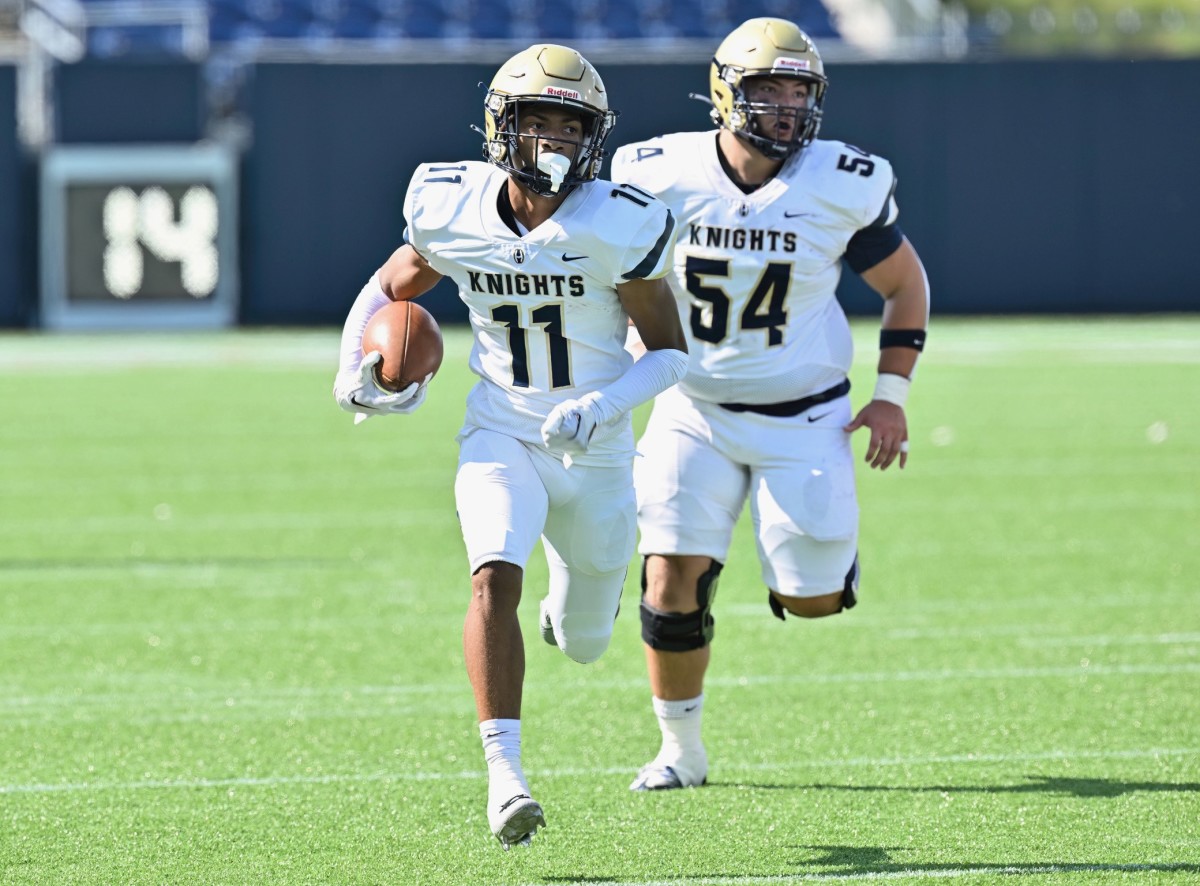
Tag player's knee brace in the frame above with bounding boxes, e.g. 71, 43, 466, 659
639, 559, 723, 651
769, 557, 859, 621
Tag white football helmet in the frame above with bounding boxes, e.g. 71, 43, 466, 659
481, 44, 618, 197
709, 18, 827, 161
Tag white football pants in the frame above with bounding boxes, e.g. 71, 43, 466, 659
455, 426, 636, 663
634, 386, 860, 598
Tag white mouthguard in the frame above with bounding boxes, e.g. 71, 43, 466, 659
536, 153, 571, 193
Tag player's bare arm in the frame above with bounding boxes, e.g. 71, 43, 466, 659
617, 276, 688, 353
846, 237, 930, 471
378, 243, 444, 301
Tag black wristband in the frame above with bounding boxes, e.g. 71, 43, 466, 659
880, 328, 926, 352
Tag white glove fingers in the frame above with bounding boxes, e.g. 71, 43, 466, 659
540, 399, 592, 454
336, 351, 428, 420
358, 350, 383, 382
373, 381, 420, 406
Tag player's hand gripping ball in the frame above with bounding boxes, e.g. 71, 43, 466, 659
362, 300, 445, 391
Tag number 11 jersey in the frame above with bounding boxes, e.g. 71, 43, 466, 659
402, 161, 675, 459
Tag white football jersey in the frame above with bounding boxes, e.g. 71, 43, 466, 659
611, 132, 899, 405
403, 161, 675, 456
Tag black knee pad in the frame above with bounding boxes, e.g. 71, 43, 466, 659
639, 559, 723, 651
769, 556, 859, 621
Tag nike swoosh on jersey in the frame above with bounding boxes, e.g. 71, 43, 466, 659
562, 253, 588, 262
783, 211, 815, 219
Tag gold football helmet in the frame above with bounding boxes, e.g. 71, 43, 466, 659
709, 18, 827, 160
481, 44, 618, 197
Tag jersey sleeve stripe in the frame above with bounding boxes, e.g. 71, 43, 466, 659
868, 175, 899, 229
621, 211, 676, 281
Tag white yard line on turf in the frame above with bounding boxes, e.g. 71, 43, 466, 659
524, 863, 1200, 885
2, 662, 1199, 715
1, 746, 1195, 795
0, 509, 445, 534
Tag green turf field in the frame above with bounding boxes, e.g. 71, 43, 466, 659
1, 317, 1197, 885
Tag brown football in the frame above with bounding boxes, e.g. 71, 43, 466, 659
362, 300, 444, 392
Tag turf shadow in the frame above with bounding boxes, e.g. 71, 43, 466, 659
542, 861, 1200, 883
801, 775, 1200, 798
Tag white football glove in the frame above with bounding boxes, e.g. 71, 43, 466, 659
540, 392, 606, 455
333, 351, 430, 423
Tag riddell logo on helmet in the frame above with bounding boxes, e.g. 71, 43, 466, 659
543, 86, 582, 99
774, 57, 811, 71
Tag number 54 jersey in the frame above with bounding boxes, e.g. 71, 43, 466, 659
402, 161, 675, 461
611, 132, 899, 406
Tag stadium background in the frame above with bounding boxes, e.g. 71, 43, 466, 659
1, 0, 1198, 328
2, 6, 1198, 883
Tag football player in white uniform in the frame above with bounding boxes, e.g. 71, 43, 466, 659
610, 18, 930, 791
332, 45, 687, 846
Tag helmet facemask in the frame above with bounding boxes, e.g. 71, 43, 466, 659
484, 94, 615, 197
716, 68, 826, 161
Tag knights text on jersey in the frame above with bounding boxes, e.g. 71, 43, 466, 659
402, 161, 675, 456
611, 132, 899, 405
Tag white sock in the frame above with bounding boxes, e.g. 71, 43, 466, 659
479, 718, 530, 806
652, 694, 705, 764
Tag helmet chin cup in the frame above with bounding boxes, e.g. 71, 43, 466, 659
750, 134, 794, 161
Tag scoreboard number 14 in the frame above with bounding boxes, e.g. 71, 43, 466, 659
102, 185, 219, 299
40, 144, 238, 330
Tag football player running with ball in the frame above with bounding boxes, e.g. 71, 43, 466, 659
332, 46, 687, 846
610, 18, 930, 792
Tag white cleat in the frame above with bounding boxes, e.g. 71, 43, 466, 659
489, 793, 546, 850
629, 759, 708, 791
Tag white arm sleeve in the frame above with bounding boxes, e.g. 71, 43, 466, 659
338, 273, 392, 376
590, 347, 687, 425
